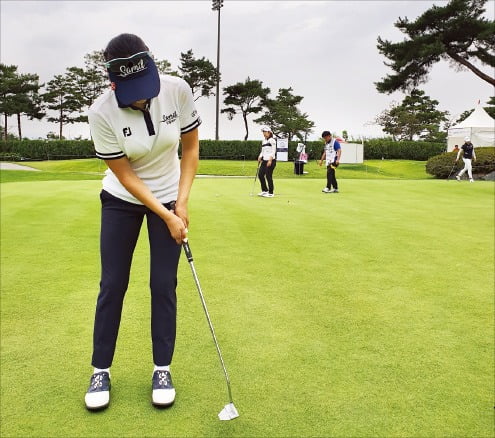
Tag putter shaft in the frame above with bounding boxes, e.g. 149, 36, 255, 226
182, 240, 234, 404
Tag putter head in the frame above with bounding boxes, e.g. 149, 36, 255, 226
218, 402, 239, 420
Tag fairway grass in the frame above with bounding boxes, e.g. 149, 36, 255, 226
1, 177, 493, 437
1, 158, 432, 182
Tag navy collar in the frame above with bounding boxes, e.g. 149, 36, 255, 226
117, 97, 151, 110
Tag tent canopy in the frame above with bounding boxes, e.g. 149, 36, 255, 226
447, 105, 494, 151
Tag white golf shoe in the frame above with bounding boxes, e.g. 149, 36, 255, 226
85, 372, 110, 411
152, 370, 176, 407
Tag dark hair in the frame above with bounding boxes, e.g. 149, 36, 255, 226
321, 131, 331, 138
103, 33, 149, 61
265, 131, 274, 139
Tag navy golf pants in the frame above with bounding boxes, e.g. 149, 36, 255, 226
259, 159, 276, 194
91, 190, 181, 369
326, 165, 338, 190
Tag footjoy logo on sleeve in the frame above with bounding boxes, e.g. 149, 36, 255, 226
117, 60, 146, 78
161, 111, 178, 124
123, 127, 132, 137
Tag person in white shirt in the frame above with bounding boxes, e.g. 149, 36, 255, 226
257, 127, 277, 197
84, 33, 201, 411
318, 130, 342, 193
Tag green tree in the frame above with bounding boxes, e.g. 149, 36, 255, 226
255, 87, 314, 141
222, 77, 270, 140
0, 64, 44, 140
83, 50, 109, 107
43, 71, 87, 139
155, 59, 178, 76
485, 96, 495, 119
455, 109, 475, 124
376, 0, 495, 93
374, 89, 448, 141
178, 49, 218, 101
0, 64, 19, 140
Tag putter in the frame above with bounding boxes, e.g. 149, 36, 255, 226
182, 239, 239, 421
249, 162, 261, 196
447, 161, 457, 180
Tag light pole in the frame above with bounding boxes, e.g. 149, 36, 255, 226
212, 0, 223, 140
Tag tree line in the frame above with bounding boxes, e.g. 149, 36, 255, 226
1, 0, 493, 143
0, 49, 314, 142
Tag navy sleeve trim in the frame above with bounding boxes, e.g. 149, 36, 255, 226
181, 117, 202, 134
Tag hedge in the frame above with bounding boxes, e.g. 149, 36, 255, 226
1, 138, 446, 162
363, 139, 445, 160
0, 140, 95, 161
425, 147, 495, 179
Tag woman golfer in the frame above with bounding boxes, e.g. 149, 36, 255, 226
84, 33, 201, 410
455, 136, 476, 182
257, 126, 277, 197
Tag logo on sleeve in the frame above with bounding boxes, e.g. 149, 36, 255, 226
123, 127, 132, 137
161, 111, 178, 124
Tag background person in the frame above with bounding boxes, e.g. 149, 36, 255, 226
85, 33, 201, 411
257, 126, 277, 197
455, 137, 476, 182
318, 130, 341, 193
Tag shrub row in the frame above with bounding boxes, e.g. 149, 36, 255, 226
0, 138, 446, 162
425, 147, 495, 178
363, 139, 446, 160
195, 140, 323, 161
0, 140, 95, 161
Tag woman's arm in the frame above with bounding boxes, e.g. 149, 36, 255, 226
104, 157, 187, 244
174, 127, 199, 230
267, 138, 276, 167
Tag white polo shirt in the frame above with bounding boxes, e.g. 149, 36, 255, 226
88, 75, 201, 204
259, 138, 277, 160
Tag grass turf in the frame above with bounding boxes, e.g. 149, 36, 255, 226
0, 174, 493, 437
1, 158, 432, 182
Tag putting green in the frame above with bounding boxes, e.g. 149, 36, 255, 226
1, 178, 493, 437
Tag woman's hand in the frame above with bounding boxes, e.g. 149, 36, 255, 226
174, 202, 189, 229
165, 209, 188, 244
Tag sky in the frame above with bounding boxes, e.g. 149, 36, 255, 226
0, 0, 493, 141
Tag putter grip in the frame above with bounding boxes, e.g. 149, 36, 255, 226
182, 240, 193, 262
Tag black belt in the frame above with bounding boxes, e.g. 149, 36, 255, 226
164, 201, 176, 211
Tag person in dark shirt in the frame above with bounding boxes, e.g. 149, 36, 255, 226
455, 137, 476, 182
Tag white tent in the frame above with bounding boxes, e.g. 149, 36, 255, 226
447, 105, 495, 151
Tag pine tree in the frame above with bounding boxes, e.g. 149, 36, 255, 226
221, 77, 270, 140
374, 89, 448, 141
376, 0, 495, 93
255, 88, 314, 141
178, 50, 218, 101
0, 64, 44, 140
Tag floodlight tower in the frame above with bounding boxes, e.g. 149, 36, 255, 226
212, 0, 224, 140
